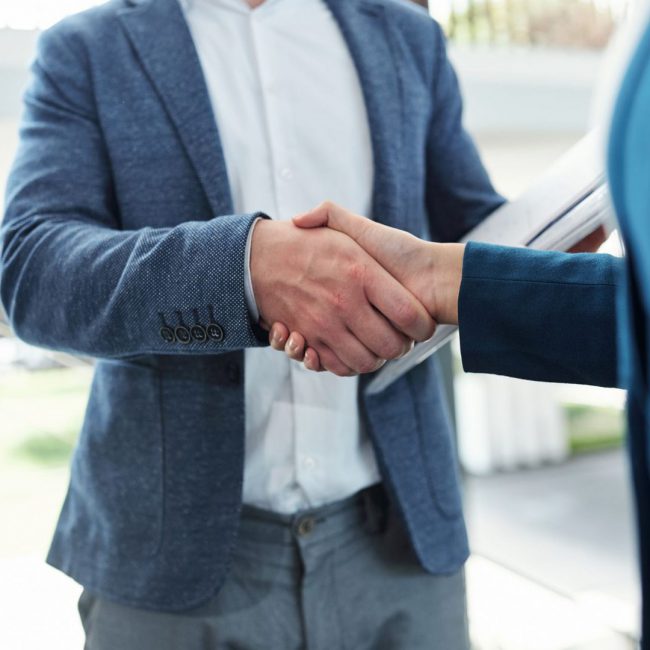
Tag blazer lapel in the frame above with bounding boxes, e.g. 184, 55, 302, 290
117, 0, 234, 217
324, 0, 404, 229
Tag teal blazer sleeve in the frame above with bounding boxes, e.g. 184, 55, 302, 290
458, 242, 623, 387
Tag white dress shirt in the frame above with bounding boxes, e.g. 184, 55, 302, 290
182, 0, 380, 513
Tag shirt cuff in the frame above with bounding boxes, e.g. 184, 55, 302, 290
244, 217, 262, 323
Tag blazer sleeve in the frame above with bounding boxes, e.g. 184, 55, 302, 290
458, 242, 622, 387
425, 22, 506, 243
0, 27, 267, 359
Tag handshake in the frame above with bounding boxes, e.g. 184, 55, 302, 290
250, 202, 465, 376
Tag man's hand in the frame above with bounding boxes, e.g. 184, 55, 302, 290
568, 225, 608, 253
263, 203, 465, 372
251, 218, 436, 376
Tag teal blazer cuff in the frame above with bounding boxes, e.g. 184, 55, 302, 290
458, 242, 622, 387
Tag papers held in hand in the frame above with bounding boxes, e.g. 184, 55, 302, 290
366, 131, 616, 396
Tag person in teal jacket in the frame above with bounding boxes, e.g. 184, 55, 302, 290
268, 15, 650, 646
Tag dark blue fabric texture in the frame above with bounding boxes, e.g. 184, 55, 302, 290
459, 242, 621, 387
0, 0, 503, 610
458, 17, 650, 644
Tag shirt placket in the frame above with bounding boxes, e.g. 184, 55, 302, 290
250, 11, 313, 509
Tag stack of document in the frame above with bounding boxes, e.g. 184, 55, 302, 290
366, 131, 616, 395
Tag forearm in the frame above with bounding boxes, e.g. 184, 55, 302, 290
458, 242, 621, 387
1, 212, 267, 358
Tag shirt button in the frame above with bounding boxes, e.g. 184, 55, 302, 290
279, 167, 293, 181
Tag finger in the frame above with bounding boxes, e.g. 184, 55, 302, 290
285, 332, 306, 361
320, 329, 384, 375
293, 202, 371, 243
568, 225, 607, 253
364, 263, 436, 342
269, 322, 290, 350
304, 347, 323, 372
292, 203, 330, 228
347, 304, 412, 361
313, 342, 358, 377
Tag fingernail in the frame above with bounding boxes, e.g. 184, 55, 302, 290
288, 337, 297, 352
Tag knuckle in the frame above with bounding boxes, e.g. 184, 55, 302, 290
327, 361, 349, 377
357, 357, 380, 374
328, 291, 349, 314
421, 319, 436, 342
393, 301, 421, 331
311, 313, 331, 335
346, 262, 366, 284
380, 338, 405, 360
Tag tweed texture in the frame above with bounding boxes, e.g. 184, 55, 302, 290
1, 0, 503, 610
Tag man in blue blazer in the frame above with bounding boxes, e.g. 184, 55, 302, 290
0, 0, 512, 647
273, 16, 650, 642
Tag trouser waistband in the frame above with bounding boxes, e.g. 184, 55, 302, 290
238, 483, 389, 548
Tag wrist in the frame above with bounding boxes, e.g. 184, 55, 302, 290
250, 219, 276, 317
428, 242, 464, 324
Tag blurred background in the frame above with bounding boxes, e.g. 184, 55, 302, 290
0, 0, 637, 648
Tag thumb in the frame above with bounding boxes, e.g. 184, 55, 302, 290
293, 203, 331, 229
293, 202, 370, 243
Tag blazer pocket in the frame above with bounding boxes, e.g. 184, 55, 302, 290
74, 360, 164, 559
409, 363, 464, 520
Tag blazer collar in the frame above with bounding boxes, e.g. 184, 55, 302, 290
118, 0, 234, 217
118, 0, 404, 226
324, 0, 404, 228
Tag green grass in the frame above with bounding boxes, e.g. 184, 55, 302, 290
564, 402, 625, 454
0, 365, 93, 557
12, 430, 78, 466
0, 366, 92, 467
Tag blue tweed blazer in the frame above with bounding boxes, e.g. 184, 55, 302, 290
1, 0, 503, 610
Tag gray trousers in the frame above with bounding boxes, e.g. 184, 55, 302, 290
79, 486, 469, 650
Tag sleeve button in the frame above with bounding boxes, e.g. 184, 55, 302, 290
206, 323, 224, 342
175, 326, 191, 344
160, 326, 175, 343
191, 325, 207, 343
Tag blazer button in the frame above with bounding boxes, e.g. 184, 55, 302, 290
226, 361, 241, 385
175, 326, 191, 344
160, 326, 175, 343
206, 323, 224, 342
191, 325, 207, 343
